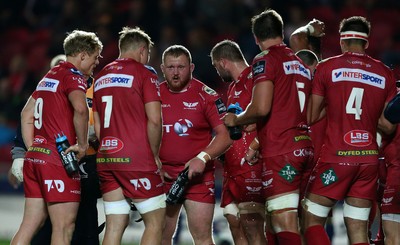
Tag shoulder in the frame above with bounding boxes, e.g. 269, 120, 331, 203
253, 50, 270, 61
194, 79, 219, 98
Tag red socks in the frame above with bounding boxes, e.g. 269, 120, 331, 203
276, 231, 301, 245
304, 225, 330, 245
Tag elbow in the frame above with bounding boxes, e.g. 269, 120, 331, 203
256, 106, 270, 118
378, 117, 396, 136
76, 106, 89, 118
149, 116, 162, 129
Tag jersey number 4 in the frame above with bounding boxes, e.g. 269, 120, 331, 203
346, 87, 364, 120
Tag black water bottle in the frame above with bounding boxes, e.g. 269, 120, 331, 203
166, 167, 189, 205
55, 134, 79, 176
227, 104, 243, 140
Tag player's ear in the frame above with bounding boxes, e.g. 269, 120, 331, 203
190, 63, 195, 73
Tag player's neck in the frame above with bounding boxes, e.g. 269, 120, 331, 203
259, 37, 283, 51
232, 62, 249, 81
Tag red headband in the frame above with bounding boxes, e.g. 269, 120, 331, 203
340, 31, 368, 42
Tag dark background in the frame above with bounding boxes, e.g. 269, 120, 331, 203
0, 0, 399, 191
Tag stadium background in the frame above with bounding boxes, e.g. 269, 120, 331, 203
0, 0, 399, 244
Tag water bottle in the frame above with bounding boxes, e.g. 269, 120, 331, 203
55, 133, 79, 176
166, 167, 189, 205
227, 103, 243, 140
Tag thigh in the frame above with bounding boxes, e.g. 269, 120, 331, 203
184, 199, 214, 234
21, 198, 48, 231
163, 204, 183, 236
48, 202, 80, 227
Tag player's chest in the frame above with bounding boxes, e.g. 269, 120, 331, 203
161, 96, 205, 124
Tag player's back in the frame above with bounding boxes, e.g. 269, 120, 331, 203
252, 44, 312, 156
32, 62, 87, 149
93, 58, 160, 171
313, 52, 396, 163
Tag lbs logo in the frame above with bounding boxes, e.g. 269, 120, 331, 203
344, 130, 372, 147
99, 136, 124, 154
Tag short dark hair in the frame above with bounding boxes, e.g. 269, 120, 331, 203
210, 40, 245, 63
251, 9, 284, 41
296, 49, 319, 67
118, 26, 153, 53
339, 16, 371, 46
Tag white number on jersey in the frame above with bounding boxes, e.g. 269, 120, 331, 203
296, 81, 306, 113
34, 98, 44, 129
102, 95, 113, 128
346, 87, 364, 120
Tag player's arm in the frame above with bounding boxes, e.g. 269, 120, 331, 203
21, 96, 36, 148
384, 93, 400, 124
290, 18, 325, 53
224, 80, 273, 127
308, 94, 326, 125
145, 101, 162, 169
67, 90, 89, 160
379, 102, 396, 135
9, 124, 27, 188
93, 111, 101, 140
187, 123, 232, 179
202, 124, 232, 160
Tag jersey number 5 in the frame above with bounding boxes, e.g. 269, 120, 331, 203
296, 81, 306, 113
346, 87, 364, 120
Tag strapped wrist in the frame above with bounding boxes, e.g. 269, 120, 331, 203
306, 24, 315, 35
196, 151, 211, 165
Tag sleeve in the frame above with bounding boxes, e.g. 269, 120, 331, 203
385, 70, 397, 103
31, 90, 39, 100
12, 123, 27, 151
203, 87, 226, 129
311, 63, 326, 97
142, 72, 161, 104
252, 56, 272, 85
64, 74, 87, 95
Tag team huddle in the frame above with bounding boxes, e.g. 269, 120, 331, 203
7, 8, 400, 245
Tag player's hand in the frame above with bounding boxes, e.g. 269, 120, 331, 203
186, 158, 205, 180
88, 135, 100, 151
160, 168, 173, 183
223, 112, 238, 127
156, 156, 173, 182
244, 148, 259, 166
65, 144, 88, 161
307, 18, 325, 37
8, 158, 24, 189
243, 123, 257, 132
